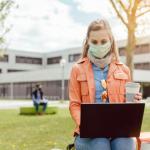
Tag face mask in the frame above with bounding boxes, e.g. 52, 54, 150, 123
88, 41, 111, 59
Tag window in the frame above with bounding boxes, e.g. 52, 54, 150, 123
0, 55, 8, 62
119, 43, 150, 56
69, 53, 81, 62
119, 47, 125, 56
0, 84, 9, 97
134, 62, 150, 70
135, 44, 150, 54
16, 56, 42, 65
47, 56, 62, 64
7, 69, 25, 73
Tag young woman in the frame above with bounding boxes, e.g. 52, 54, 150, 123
69, 19, 142, 150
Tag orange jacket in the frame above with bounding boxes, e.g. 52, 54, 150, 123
69, 57, 131, 134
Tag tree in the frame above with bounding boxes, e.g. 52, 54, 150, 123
0, 0, 14, 56
109, 0, 150, 80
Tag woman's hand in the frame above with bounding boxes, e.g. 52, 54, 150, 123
134, 92, 142, 102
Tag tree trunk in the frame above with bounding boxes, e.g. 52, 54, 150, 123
126, 16, 136, 81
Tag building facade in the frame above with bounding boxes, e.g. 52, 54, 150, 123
0, 36, 149, 100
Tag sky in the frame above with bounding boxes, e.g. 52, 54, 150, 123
4, 0, 150, 53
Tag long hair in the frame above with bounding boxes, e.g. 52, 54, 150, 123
81, 19, 120, 62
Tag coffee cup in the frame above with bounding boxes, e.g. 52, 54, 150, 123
125, 82, 140, 103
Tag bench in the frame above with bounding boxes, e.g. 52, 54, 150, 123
138, 132, 150, 150
20, 106, 58, 115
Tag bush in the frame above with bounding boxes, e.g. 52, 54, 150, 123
20, 106, 58, 115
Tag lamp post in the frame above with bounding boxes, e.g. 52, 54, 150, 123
60, 58, 66, 101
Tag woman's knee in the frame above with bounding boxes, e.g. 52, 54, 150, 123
111, 137, 136, 150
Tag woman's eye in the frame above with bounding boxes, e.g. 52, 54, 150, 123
91, 40, 98, 44
101, 40, 107, 45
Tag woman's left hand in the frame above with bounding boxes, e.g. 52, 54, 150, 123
134, 92, 142, 102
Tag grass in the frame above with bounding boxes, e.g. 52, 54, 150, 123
0, 108, 74, 150
142, 107, 150, 132
0, 108, 149, 150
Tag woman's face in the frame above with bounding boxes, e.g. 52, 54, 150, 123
88, 30, 110, 45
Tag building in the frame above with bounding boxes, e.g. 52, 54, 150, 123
0, 36, 149, 100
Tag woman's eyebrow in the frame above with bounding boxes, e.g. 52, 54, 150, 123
91, 39, 98, 41
101, 38, 108, 41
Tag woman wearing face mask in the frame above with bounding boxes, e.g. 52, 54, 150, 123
69, 19, 142, 150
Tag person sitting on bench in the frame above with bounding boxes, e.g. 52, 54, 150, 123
69, 18, 142, 150
32, 84, 48, 115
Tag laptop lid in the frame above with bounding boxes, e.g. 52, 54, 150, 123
80, 103, 145, 138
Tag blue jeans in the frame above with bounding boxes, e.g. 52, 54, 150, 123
33, 102, 47, 112
75, 135, 136, 150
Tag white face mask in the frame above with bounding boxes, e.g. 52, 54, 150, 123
88, 41, 112, 58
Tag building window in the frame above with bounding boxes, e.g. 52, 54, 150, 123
16, 56, 42, 65
47, 56, 62, 64
134, 62, 150, 70
0, 84, 9, 97
0, 55, 8, 62
135, 44, 150, 54
119, 43, 150, 56
69, 53, 81, 62
119, 47, 125, 56
7, 69, 25, 73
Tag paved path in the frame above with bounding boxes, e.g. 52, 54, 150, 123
0, 99, 150, 109
0, 100, 69, 109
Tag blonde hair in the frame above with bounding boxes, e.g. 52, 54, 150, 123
81, 19, 120, 61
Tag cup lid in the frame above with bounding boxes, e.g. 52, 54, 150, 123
125, 82, 140, 87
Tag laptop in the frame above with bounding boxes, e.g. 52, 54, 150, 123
80, 103, 145, 138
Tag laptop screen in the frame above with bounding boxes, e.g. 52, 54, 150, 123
80, 103, 145, 138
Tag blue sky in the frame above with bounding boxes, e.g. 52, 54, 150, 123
5, 0, 149, 53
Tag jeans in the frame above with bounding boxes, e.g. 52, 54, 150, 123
33, 101, 47, 112
75, 135, 136, 150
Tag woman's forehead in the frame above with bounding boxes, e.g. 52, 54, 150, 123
89, 30, 109, 40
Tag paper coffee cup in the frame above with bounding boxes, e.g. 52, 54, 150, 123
125, 82, 140, 102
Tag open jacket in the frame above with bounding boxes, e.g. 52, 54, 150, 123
69, 57, 131, 135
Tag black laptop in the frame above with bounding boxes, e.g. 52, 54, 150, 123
80, 103, 145, 138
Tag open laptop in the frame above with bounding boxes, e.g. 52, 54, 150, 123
80, 103, 145, 138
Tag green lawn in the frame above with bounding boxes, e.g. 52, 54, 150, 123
0, 108, 149, 150
0, 108, 74, 150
